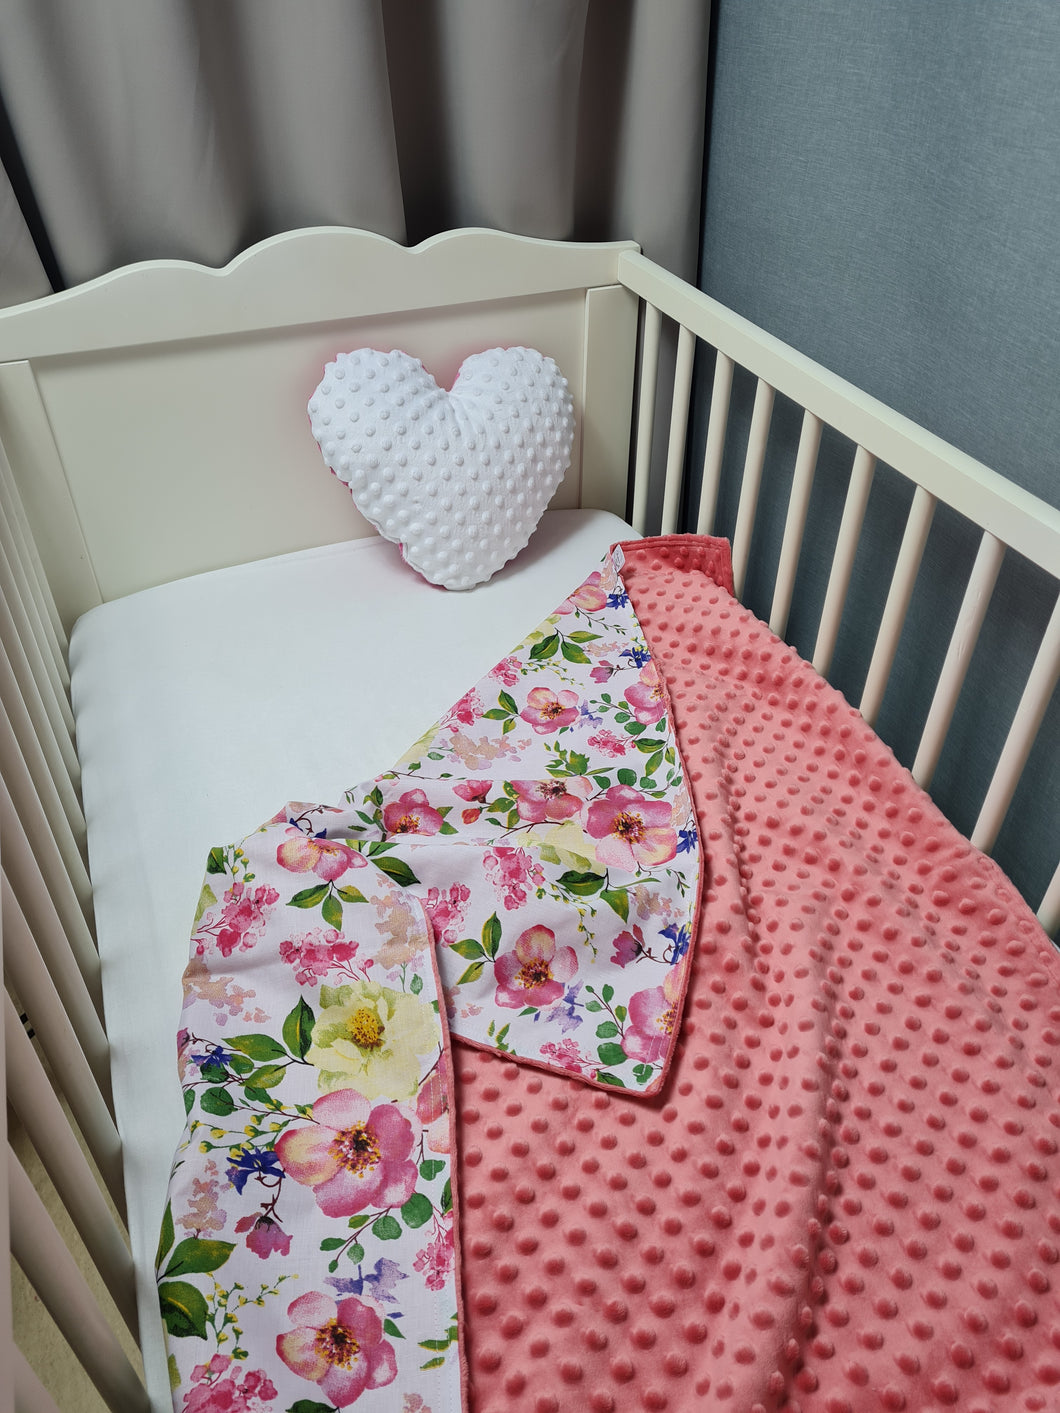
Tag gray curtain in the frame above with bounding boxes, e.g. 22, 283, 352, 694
0, 158, 47, 302
696, 0, 1059, 913
0, 0, 710, 302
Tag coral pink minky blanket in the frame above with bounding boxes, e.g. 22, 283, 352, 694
164, 534, 1060, 1413
457, 537, 1060, 1413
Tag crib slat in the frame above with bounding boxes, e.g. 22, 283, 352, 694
0, 533, 75, 745
0, 438, 69, 666
2, 937, 123, 1225
13, 1347, 65, 1413
731, 379, 775, 599
0, 873, 116, 1141
8, 1148, 148, 1413
0, 600, 84, 835
5, 993, 138, 1337
859, 486, 937, 726
0, 498, 72, 711
0, 618, 88, 881
972, 591, 1060, 854
1, 941, 12, 1413
0, 587, 81, 805
631, 303, 662, 534
769, 411, 823, 638
1038, 857, 1060, 939
618, 251, 1060, 578
660, 324, 696, 534
813, 445, 877, 676
0, 778, 100, 1007
0, 668, 91, 910
14, 1347, 66, 1413
912, 532, 1006, 789
695, 351, 735, 535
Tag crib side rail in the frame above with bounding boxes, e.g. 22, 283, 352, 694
619, 251, 1060, 937
1, 441, 148, 1409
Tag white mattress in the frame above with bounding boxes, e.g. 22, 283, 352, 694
69, 508, 633, 1408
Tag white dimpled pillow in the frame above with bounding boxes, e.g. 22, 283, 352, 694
308, 347, 575, 590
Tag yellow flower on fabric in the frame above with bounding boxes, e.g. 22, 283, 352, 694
307, 981, 438, 1100
530, 820, 596, 873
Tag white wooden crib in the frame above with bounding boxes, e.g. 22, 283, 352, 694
1, 227, 1057, 1412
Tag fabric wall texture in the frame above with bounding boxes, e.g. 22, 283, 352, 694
0, 0, 710, 303
696, 0, 1059, 912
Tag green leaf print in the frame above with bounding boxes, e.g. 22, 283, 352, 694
282, 998, 315, 1060
556, 870, 605, 896
321, 891, 343, 931
371, 855, 420, 888
529, 633, 560, 660
449, 938, 485, 960
162, 1237, 234, 1279
226, 1034, 287, 1062
287, 884, 329, 909
158, 1280, 209, 1339
199, 1086, 235, 1117
371, 1214, 402, 1241
481, 912, 502, 958
601, 888, 630, 922
400, 1193, 433, 1229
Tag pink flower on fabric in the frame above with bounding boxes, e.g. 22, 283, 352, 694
556, 571, 608, 615
494, 925, 577, 1009
416, 1069, 452, 1153
415, 1067, 447, 1126
586, 728, 627, 758
279, 928, 358, 986
382, 789, 444, 836
183, 1357, 276, 1413
511, 776, 592, 824
441, 689, 481, 729
413, 1220, 455, 1292
275, 1090, 418, 1218
624, 660, 666, 724
234, 1212, 292, 1261
539, 1037, 598, 1079
277, 1291, 397, 1407
483, 847, 545, 910
453, 779, 491, 802
491, 656, 521, 686
590, 660, 615, 683
520, 686, 580, 735
276, 832, 365, 881
586, 785, 677, 872
622, 965, 684, 1065
610, 924, 645, 968
423, 883, 471, 946
212, 883, 280, 958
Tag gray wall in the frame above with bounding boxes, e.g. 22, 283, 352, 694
695, 0, 1059, 913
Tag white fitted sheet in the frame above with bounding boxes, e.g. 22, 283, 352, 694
69, 508, 633, 1407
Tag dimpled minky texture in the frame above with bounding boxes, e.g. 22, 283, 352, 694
309, 347, 574, 590
457, 535, 1060, 1413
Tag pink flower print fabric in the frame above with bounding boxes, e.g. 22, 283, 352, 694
163, 546, 700, 1412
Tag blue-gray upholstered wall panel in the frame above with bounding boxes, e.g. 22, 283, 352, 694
694, 0, 1059, 914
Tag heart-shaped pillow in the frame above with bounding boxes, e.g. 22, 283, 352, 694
308, 347, 575, 590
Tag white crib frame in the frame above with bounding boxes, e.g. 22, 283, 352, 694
1, 227, 1057, 1412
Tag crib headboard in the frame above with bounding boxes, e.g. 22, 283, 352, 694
0, 228, 640, 627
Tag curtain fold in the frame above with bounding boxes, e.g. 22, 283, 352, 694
0, 162, 48, 307
0, 0, 241, 280
0, 0, 711, 299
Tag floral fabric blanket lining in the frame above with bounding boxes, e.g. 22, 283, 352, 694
163, 544, 702, 1412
